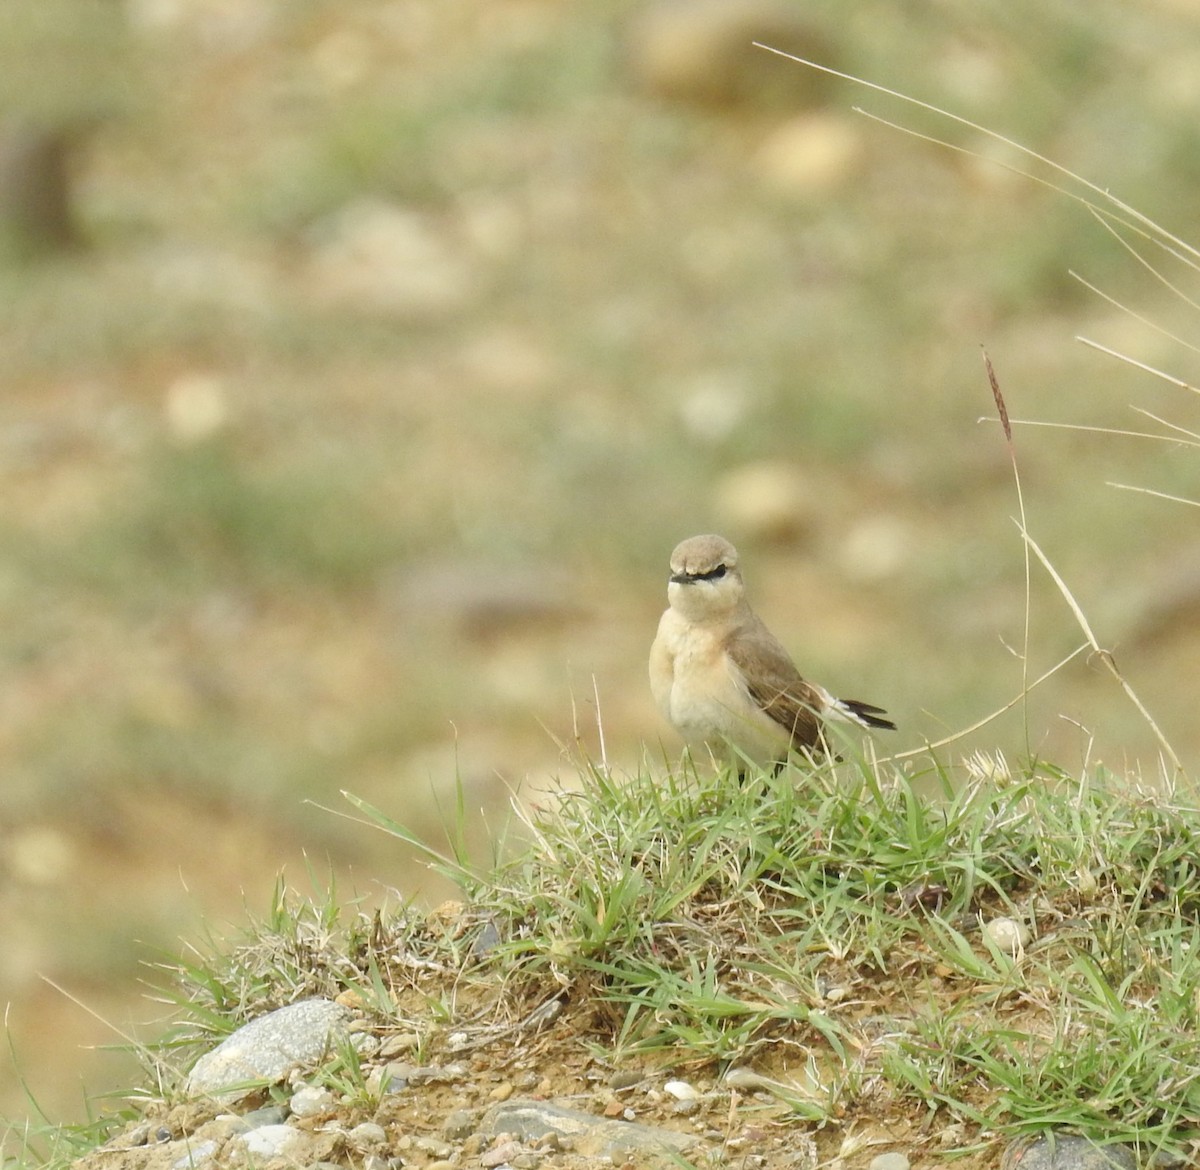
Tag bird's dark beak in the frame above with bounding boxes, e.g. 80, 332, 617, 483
669, 572, 691, 585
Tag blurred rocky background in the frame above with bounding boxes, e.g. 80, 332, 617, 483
1, 0, 1199, 1135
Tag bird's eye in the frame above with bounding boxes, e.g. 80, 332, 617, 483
711, 564, 727, 579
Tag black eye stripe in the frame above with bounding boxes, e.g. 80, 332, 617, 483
692, 564, 728, 581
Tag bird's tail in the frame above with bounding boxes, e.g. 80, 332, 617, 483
830, 697, 896, 731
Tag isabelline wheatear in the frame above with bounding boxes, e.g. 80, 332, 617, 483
649, 534, 895, 767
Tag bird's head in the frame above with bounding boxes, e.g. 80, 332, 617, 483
666, 534, 745, 620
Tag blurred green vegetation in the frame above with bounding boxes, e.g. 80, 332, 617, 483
0, 0, 1198, 1134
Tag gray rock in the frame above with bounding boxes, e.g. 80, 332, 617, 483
415, 1135, 454, 1158
609, 1069, 644, 1091
472, 917, 504, 955
185, 998, 353, 1100
870, 1154, 911, 1170
349, 1122, 388, 1147
409, 1062, 469, 1085
482, 1098, 699, 1159
171, 1139, 218, 1170
290, 1085, 336, 1118
237, 1124, 304, 1160
1002, 1135, 1136, 1170
380, 1032, 420, 1057
444, 1108, 480, 1140
122, 1124, 152, 1147
239, 1104, 290, 1129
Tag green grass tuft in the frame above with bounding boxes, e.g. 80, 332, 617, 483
335, 752, 1200, 1155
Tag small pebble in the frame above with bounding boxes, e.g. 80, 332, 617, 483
489, 1081, 515, 1102
444, 1108, 478, 1140
348, 1122, 387, 1148
609, 1069, 643, 1091
724, 1068, 774, 1092
380, 1033, 420, 1058
938, 1124, 968, 1147
290, 1086, 335, 1118
985, 917, 1031, 955
664, 1079, 699, 1100
870, 1154, 910, 1170
242, 1105, 289, 1129
791, 1135, 820, 1170
416, 1136, 453, 1158
481, 1140, 524, 1168
172, 1140, 218, 1169
122, 1124, 152, 1147
672, 1099, 702, 1116
472, 918, 503, 954
371, 1063, 413, 1095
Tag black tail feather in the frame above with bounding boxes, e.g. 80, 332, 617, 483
841, 698, 897, 731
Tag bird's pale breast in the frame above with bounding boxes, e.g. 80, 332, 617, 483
651, 608, 792, 763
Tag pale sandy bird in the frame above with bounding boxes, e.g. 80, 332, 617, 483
649, 534, 894, 767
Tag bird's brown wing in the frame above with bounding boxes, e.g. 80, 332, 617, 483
724, 615, 825, 750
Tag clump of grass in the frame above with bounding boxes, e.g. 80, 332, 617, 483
341, 751, 1200, 1157
16, 753, 1200, 1167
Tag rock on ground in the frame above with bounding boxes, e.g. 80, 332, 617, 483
185, 998, 354, 1100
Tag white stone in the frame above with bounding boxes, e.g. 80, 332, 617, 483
663, 1080, 699, 1101
238, 1124, 302, 1159
984, 917, 1030, 955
